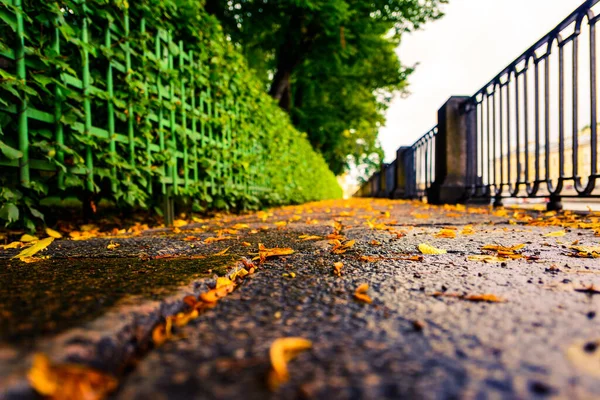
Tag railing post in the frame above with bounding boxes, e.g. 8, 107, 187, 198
377, 163, 388, 198
428, 96, 477, 204
392, 146, 411, 198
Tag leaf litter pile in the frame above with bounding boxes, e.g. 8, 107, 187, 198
2, 198, 600, 398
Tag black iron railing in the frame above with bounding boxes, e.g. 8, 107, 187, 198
357, 0, 600, 210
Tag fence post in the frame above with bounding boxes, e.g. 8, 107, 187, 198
427, 96, 477, 204
377, 163, 388, 197
392, 146, 411, 198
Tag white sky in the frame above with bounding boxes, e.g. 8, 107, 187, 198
380, 0, 586, 162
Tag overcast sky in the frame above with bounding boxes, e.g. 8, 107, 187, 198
379, 0, 586, 162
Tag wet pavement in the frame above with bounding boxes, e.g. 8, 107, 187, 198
1, 199, 600, 399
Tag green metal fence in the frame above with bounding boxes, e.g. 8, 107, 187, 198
0, 0, 341, 226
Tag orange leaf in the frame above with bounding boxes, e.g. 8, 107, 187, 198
354, 283, 372, 304
268, 337, 312, 391
28, 353, 118, 400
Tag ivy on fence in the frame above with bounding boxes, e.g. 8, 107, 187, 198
0, 0, 342, 229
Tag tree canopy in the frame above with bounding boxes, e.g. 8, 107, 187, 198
205, 0, 446, 175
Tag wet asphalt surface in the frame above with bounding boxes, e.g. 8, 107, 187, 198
1, 199, 600, 399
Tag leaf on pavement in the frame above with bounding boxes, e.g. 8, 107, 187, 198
268, 337, 312, 391
45, 228, 62, 239
253, 243, 295, 262
461, 225, 475, 235
28, 353, 118, 399
354, 283, 372, 304
467, 255, 509, 263
569, 245, 600, 258
1, 241, 22, 250
544, 230, 566, 237
298, 234, 322, 241
359, 255, 378, 262
216, 276, 233, 289
13, 237, 54, 261
204, 236, 235, 244
331, 239, 355, 254
152, 317, 173, 346
432, 292, 506, 302
106, 241, 120, 250
214, 247, 230, 256
20, 234, 38, 243
333, 262, 343, 276
418, 243, 446, 255
434, 228, 456, 239
199, 283, 235, 303
482, 244, 525, 252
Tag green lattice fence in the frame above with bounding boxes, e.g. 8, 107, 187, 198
0, 0, 341, 228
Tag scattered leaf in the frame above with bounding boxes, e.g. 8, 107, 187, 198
214, 247, 230, 256
268, 337, 312, 391
544, 230, 566, 237
434, 228, 456, 239
204, 236, 235, 244
354, 283, 372, 304
28, 353, 117, 400
106, 241, 120, 250
45, 228, 62, 239
467, 255, 509, 263
418, 243, 446, 255
253, 243, 294, 262
20, 234, 38, 243
333, 262, 343, 276
13, 237, 54, 261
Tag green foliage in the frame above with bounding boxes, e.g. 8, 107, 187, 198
206, 0, 445, 176
0, 0, 342, 229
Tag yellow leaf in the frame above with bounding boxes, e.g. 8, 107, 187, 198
467, 255, 509, 263
173, 219, 187, 228
45, 228, 62, 239
13, 237, 54, 261
216, 276, 233, 288
268, 337, 312, 391
28, 353, 118, 399
353, 283, 373, 304
152, 317, 173, 346
232, 223, 250, 230
298, 234, 322, 241
461, 225, 475, 235
204, 236, 235, 244
199, 283, 235, 303
1, 241, 22, 250
481, 244, 525, 252
253, 243, 294, 262
107, 241, 120, 250
418, 243, 446, 255
214, 247, 230, 256
434, 228, 456, 239
463, 293, 506, 302
20, 234, 38, 243
544, 230, 566, 237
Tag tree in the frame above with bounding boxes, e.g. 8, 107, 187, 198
205, 0, 445, 175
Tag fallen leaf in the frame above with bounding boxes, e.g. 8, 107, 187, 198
331, 239, 355, 254
482, 244, 525, 252
28, 353, 117, 400
434, 228, 457, 239
354, 283, 372, 304
216, 276, 233, 288
253, 244, 295, 262
45, 228, 62, 239
232, 223, 250, 230
298, 235, 322, 241
1, 241, 22, 250
106, 241, 120, 250
359, 255, 379, 262
20, 234, 38, 243
544, 230, 566, 237
462, 293, 506, 302
199, 283, 235, 303
268, 337, 312, 391
152, 317, 173, 346
467, 255, 509, 263
214, 247, 230, 256
418, 243, 446, 255
13, 237, 54, 261
461, 225, 475, 235
204, 236, 235, 244
173, 219, 187, 228
369, 240, 382, 246
333, 262, 343, 276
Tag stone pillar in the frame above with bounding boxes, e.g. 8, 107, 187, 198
427, 96, 477, 204
392, 146, 411, 198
